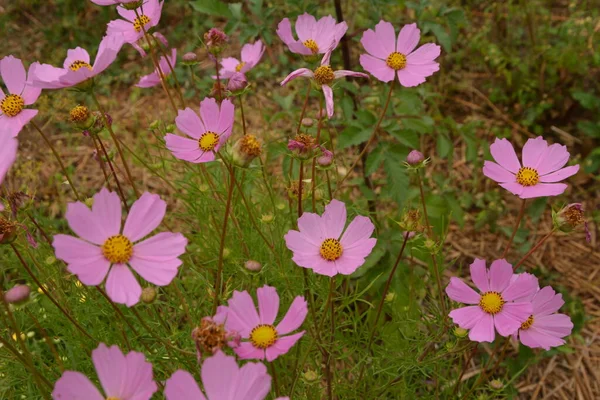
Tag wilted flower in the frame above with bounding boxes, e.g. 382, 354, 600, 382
554, 203, 590, 242
231, 134, 261, 167
317, 147, 334, 167
204, 28, 228, 54
226, 72, 248, 92
288, 134, 317, 159
4, 284, 31, 304
0, 217, 19, 244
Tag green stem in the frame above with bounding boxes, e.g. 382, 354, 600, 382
502, 199, 527, 258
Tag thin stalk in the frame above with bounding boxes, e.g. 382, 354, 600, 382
326, 277, 336, 400
214, 57, 223, 101
296, 83, 311, 135
239, 95, 247, 135
26, 213, 52, 246
30, 121, 80, 201
150, 34, 185, 107
95, 134, 129, 212
502, 199, 527, 258
336, 79, 395, 192
311, 101, 323, 212
462, 339, 510, 399
24, 309, 64, 372
298, 160, 304, 217
270, 363, 280, 397
452, 343, 477, 396
90, 134, 114, 191
514, 229, 556, 270
0, 336, 53, 394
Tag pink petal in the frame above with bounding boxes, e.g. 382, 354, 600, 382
65, 201, 114, 245
92, 187, 122, 237
340, 215, 375, 250
92, 343, 126, 398
313, 16, 337, 51
498, 182, 524, 197
449, 306, 485, 329
469, 312, 495, 342
67, 258, 111, 286
321, 199, 346, 239
363, 20, 396, 58
488, 259, 513, 292
256, 285, 279, 325
295, 13, 317, 42
533, 314, 573, 337
539, 165, 579, 183
322, 84, 334, 118
489, 138, 521, 174
105, 264, 142, 307
519, 327, 565, 350
297, 212, 326, 246
217, 98, 235, 138
241, 40, 264, 68
53, 234, 104, 265
277, 18, 295, 45
63, 47, 91, 70
128, 256, 181, 286
519, 183, 568, 199
532, 287, 564, 316
1, 56, 26, 95
202, 351, 239, 399
175, 107, 205, 139
288, 42, 313, 55
266, 331, 304, 362
52, 371, 104, 400
0, 134, 17, 185
502, 272, 538, 301
165, 134, 207, 163
281, 68, 313, 86
218, 57, 240, 79
106, 20, 141, 44
225, 290, 260, 337
234, 342, 265, 360
336, 238, 376, 275
469, 258, 490, 292
276, 296, 308, 335
406, 43, 441, 64
233, 360, 271, 400
396, 23, 420, 54
165, 370, 206, 400
397, 67, 430, 87
199, 97, 220, 133
147, 0, 164, 28
291, 253, 329, 274
27, 62, 68, 89
116, 2, 136, 20
0, 110, 37, 137
359, 54, 395, 83
446, 277, 480, 304
21, 78, 42, 105
333, 70, 370, 80
92, 35, 124, 75
284, 230, 320, 256
136, 72, 161, 88
494, 302, 532, 336
120, 351, 157, 399
132, 232, 187, 260
122, 192, 166, 242
535, 142, 570, 175
482, 161, 516, 183
521, 136, 548, 168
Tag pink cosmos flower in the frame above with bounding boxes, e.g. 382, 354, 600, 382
106, 0, 164, 44
52, 343, 157, 400
52, 188, 187, 307
0, 134, 18, 211
281, 50, 368, 118
284, 199, 376, 276
137, 48, 176, 88
221, 285, 307, 362
165, 351, 274, 400
0, 56, 41, 137
483, 136, 580, 199
217, 40, 265, 80
359, 21, 440, 86
28, 35, 124, 89
512, 286, 573, 350
91, 0, 140, 5
277, 13, 347, 55
165, 98, 234, 163
446, 258, 538, 342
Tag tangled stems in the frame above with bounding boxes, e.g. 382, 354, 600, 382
461, 339, 510, 399
149, 34, 185, 107
452, 343, 478, 396
336, 78, 396, 192
311, 100, 323, 212
89, 134, 114, 191
94, 133, 130, 212
503, 199, 527, 258
30, 121, 80, 201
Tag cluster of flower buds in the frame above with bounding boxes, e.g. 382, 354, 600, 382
69, 105, 112, 136
204, 28, 228, 56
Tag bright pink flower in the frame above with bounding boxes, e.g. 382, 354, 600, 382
165, 98, 234, 163
446, 259, 538, 342
221, 285, 307, 362
0, 134, 18, 211
106, 0, 164, 44
277, 13, 347, 55
52, 343, 157, 400
281, 50, 368, 118
483, 136, 580, 199
137, 48, 176, 88
165, 351, 275, 400
91, 0, 140, 5
512, 286, 573, 350
284, 199, 376, 276
217, 40, 265, 79
52, 188, 187, 307
28, 35, 124, 89
359, 21, 440, 86
0, 56, 41, 137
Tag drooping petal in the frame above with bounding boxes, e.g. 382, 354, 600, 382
469, 258, 489, 292
225, 290, 260, 337
519, 183, 568, 199
281, 68, 313, 86
105, 264, 142, 307
446, 277, 481, 304
539, 165, 579, 183
256, 285, 279, 326
359, 54, 395, 82
276, 296, 308, 335
122, 192, 167, 242
265, 331, 304, 362
482, 161, 516, 183
322, 85, 334, 118
333, 70, 370, 80
488, 259, 513, 292
489, 138, 521, 174
396, 23, 421, 55
165, 370, 206, 400
52, 371, 104, 400
136, 72, 161, 88
1, 56, 26, 95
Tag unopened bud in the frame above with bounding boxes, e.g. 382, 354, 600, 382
406, 150, 424, 166
303, 370, 319, 382
222, 248, 231, 259
149, 120, 160, 130
122, 0, 143, 10
403, 231, 416, 240
244, 260, 262, 272
301, 118, 314, 127
182, 52, 198, 65
384, 292, 395, 303
166, 124, 176, 132
4, 285, 31, 304
141, 287, 157, 304
453, 327, 468, 338
317, 147, 334, 168
260, 214, 274, 224
445, 341, 456, 350
489, 379, 503, 390
227, 72, 248, 92
231, 134, 261, 167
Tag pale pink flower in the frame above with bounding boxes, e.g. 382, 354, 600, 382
284, 199, 376, 276
52, 343, 157, 400
446, 259, 538, 343
53, 188, 187, 307
483, 136, 580, 199
165, 98, 234, 163
221, 285, 307, 362
512, 286, 573, 350
217, 40, 265, 79
0, 134, 18, 211
281, 50, 368, 118
0, 56, 41, 137
165, 351, 276, 400
137, 48, 176, 88
277, 13, 347, 55
106, 0, 164, 44
91, 0, 140, 5
28, 35, 124, 89
360, 21, 440, 86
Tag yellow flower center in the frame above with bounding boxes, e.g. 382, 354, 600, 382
133, 15, 151, 33
0, 94, 24, 117
240, 134, 261, 156
250, 324, 278, 349
313, 65, 334, 85
235, 62, 246, 72
320, 238, 343, 261
386, 52, 407, 70
516, 167, 539, 187
106, 397, 121, 400
479, 291, 505, 315
520, 315, 534, 330
69, 60, 93, 72
101, 235, 133, 264
198, 132, 219, 152
69, 105, 90, 122
303, 39, 319, 54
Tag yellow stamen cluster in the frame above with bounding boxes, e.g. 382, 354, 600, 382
133, 15, 151, 33
303, 39, 319, 54
479, 291, 505, 315
240, 134, 261, 157
69, 60, 92, 72
101, 235, 133, 264
313, 65, 335, 85
250, 324, 278, 349
235, 62, 246, 72
520, 315, 534, 330
386, 52, 407, 70
1, 94, 24, 117
320, 238, 343, 261
516, 167, 539, 186
198, 132, 220, 152
69, 105, 90, 123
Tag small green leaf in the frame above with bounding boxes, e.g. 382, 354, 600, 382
366, 143, 387, 175
190, 0, 232, 17
338, 125, 372, 149
424, 22, 452, 52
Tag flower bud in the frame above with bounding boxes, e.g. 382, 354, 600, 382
288, 134, 317, 160
445, 341, 456, 350
141, 287, 157, 304
403, 231, 416, 240
231, 134, 261, 167
0, 217, 19, 244
398, 209, 422, 232
182, 52, 198, 65
204, 28, 228, 55
4, 285, 31, 305
317, 147, 334, 168
303, 370, 319, 382
149, 120, 160, 130
222, 248, 231, 259
301, 118, 314, 127
244, 260, 262, 272
489, 379, 503, 390
260, 214, 274, 224
227, 72, 248, 92
122, 1, 143, 10
69, 105, 94, 129
384, 292, 395, 303
406, 150, 424, 166
453, 327, 468, 338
